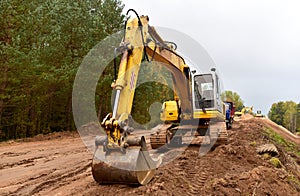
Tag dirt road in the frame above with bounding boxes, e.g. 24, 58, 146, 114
0, 134, 92, 195
1, 117, 300, 195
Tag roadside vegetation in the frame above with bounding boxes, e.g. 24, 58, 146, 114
268, 101, 300, 134
264, 127, 300, 156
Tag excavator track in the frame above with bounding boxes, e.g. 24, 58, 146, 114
215, 128, 228, 145
150, 131, 168, 149
150, 124, 173, 149
150, 123, 228, 148
210, 122, 228, 146
92, 136, 161, 185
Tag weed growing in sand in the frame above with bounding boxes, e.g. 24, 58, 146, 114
270, 157, 282, 168
249, 141, 257, 146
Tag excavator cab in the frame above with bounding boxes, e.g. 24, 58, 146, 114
160, 68, 224, 124
192, 69, 224, 121
194, 73, 215, 109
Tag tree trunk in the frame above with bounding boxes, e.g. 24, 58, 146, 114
97, 103, 102, 120
66, 92, 72, 131
0, 64, 9, 130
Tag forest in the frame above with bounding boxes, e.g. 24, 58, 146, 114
0, 0, 124, 140
0, 0, 175, 141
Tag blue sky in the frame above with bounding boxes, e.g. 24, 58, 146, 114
123, 0, 300, 114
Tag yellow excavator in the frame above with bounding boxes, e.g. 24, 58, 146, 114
92, 9, 227, 185
234, 106, 253, 117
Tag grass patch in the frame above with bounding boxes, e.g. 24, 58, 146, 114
270, 157, 282, 168
262, 153, 271, 160
264, 128, 300, 156
249, 141, 257, 146
287, 174, 300, 190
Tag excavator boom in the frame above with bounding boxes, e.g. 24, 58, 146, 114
92, 9, 192, 185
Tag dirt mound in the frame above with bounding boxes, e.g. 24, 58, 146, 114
1, 118, 300, 195
234, 113, 254, 122
116, 118, 299, 196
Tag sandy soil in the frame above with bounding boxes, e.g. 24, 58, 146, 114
1, 117, 300, 195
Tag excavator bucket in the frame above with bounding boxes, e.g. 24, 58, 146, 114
92, 136, 160, 185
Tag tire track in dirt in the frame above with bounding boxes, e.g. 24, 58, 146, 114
0, 156, 45, 169
29, 162, 91, 195
176, 149, 210, 196
1, 151, 30, 157
0, 137, 93, 196
9, 156, 91, 196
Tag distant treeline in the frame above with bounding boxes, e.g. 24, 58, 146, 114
0, 0, 124, 141
268, 101, 300, 133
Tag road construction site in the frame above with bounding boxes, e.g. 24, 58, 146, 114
1, 115, 299, 195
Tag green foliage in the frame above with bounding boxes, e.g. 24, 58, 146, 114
249, 141, 257, 146
287, 174, 300, 190
270, 157, 282, 168
221, 90, 244, 111
264, 128, 300, 156
262, 153, 271, 160
0, 0, 124, 141
268, 101, 298, 133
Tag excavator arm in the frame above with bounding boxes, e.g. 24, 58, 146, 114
101, 11, 192, 150
92, 10, 192, 185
